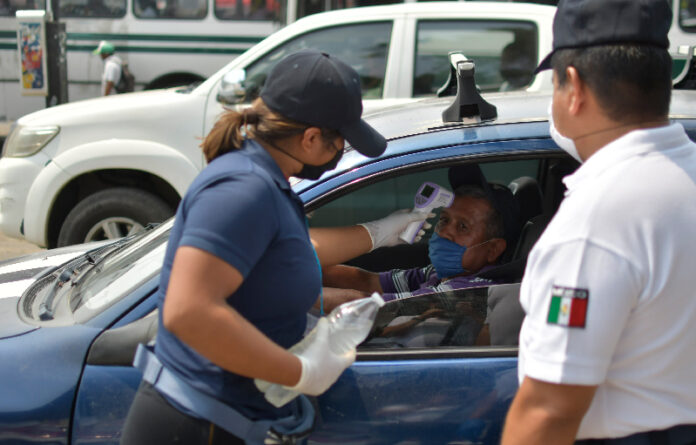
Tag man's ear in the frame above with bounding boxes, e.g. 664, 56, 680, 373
565, 66, 586, 116
487, 238, 507, 263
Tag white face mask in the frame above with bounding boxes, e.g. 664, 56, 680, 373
548, 101, 583, 163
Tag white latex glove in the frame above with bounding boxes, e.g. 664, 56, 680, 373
359, 209, 434, 250
255, 318, 355, 397
288, 317, 355, 396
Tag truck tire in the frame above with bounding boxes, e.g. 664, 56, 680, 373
57, 188, 174, 247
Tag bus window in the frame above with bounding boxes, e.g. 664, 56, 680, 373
295, 0, 398, 20
133, 0, 206, 19
680, 0, 696, 31
240, 21, 392, 100
0, 0, 45, 16
61, 0, 126, 17
214, 0, 280, 21
413, 20, 537, 95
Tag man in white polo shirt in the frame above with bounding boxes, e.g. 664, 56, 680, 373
501, 0, 696, 444
93, 40, 122, 96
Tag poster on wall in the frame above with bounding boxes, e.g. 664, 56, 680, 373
16, 10, 48, 96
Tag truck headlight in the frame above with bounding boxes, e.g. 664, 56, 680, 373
2, 125, 60, 157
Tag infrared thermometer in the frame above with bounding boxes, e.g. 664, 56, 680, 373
399, 182, 454, 243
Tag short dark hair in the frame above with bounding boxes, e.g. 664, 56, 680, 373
453, 185, 505, 240
551, 45, 672, 122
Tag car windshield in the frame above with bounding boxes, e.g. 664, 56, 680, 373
20, 219, 173, 326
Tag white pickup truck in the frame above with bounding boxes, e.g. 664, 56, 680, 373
0, 1, 555, 247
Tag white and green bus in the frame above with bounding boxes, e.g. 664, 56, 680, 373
0, 0, 377, 120
2, 0, 694, 121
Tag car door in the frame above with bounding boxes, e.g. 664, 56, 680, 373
312, 284, 522, 444
298, 150, 566, 444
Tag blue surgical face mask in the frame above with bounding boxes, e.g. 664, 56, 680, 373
428, 232, 492, 278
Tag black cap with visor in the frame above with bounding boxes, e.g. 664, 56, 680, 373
260, 50, 387, 158
535, 0, 672, 74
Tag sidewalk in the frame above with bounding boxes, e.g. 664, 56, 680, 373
0, 231, 43, 261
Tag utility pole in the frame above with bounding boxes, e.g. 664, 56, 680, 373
44, 0, 68, 107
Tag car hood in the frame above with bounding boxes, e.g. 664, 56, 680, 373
17, 87, 199, 128
0, 296, 37, 338
0, 241, 109, 300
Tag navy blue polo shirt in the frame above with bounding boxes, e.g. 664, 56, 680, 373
155, 139, 321, 420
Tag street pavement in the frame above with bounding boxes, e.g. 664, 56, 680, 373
0, 230, 44, 261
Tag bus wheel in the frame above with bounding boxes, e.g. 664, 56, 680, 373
57, 188, 173, 247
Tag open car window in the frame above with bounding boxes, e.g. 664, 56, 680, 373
308, 159, 541, 275
307, 159, 539, 230
360, 283, 523, 351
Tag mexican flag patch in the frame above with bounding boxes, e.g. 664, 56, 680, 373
547, 285, 588, 328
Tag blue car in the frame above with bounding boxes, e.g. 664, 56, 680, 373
2, 82, 696, 445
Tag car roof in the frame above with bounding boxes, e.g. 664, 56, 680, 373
364, 91, 553, 142
293, 89, 696, 193
365, 88, 696, 142
291, 1, 557, 23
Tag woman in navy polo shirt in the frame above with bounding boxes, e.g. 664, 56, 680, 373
121, 50, 430, 445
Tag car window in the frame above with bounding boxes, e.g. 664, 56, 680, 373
413, 20, 538, 96
307, 159, 539, 228
680, 0, 696, 31
242, 21, 392, 100
360, 283, 524, 350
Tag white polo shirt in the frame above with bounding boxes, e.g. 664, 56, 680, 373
518, 123, 696, 440
101, 54, 122, 95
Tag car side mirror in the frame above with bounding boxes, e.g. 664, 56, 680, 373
217, 68, 248, 105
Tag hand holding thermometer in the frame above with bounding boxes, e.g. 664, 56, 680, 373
399, 182, 454, 243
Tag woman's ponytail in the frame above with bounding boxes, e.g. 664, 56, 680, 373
200, 98, 314, 162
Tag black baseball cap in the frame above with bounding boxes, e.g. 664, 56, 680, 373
535, 0, 672, 74
448, 164, 521, 248
260, 50, 387, 158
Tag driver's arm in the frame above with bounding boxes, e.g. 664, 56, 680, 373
323, 264, 382, 294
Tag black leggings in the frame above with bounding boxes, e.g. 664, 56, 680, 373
120, 381, 245, 445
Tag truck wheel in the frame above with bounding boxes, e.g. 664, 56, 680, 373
57, 188, 173, 247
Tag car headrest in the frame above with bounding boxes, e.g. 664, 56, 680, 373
509, 176, 544, 227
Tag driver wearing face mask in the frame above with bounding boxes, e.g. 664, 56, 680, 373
322, 165, 521, 308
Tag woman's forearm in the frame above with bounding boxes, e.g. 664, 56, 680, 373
310, 226, 372, 267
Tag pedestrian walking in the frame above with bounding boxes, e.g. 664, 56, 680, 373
93, 40, 122, 96
119, 49, 431, 445
501, 0, 696, 444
